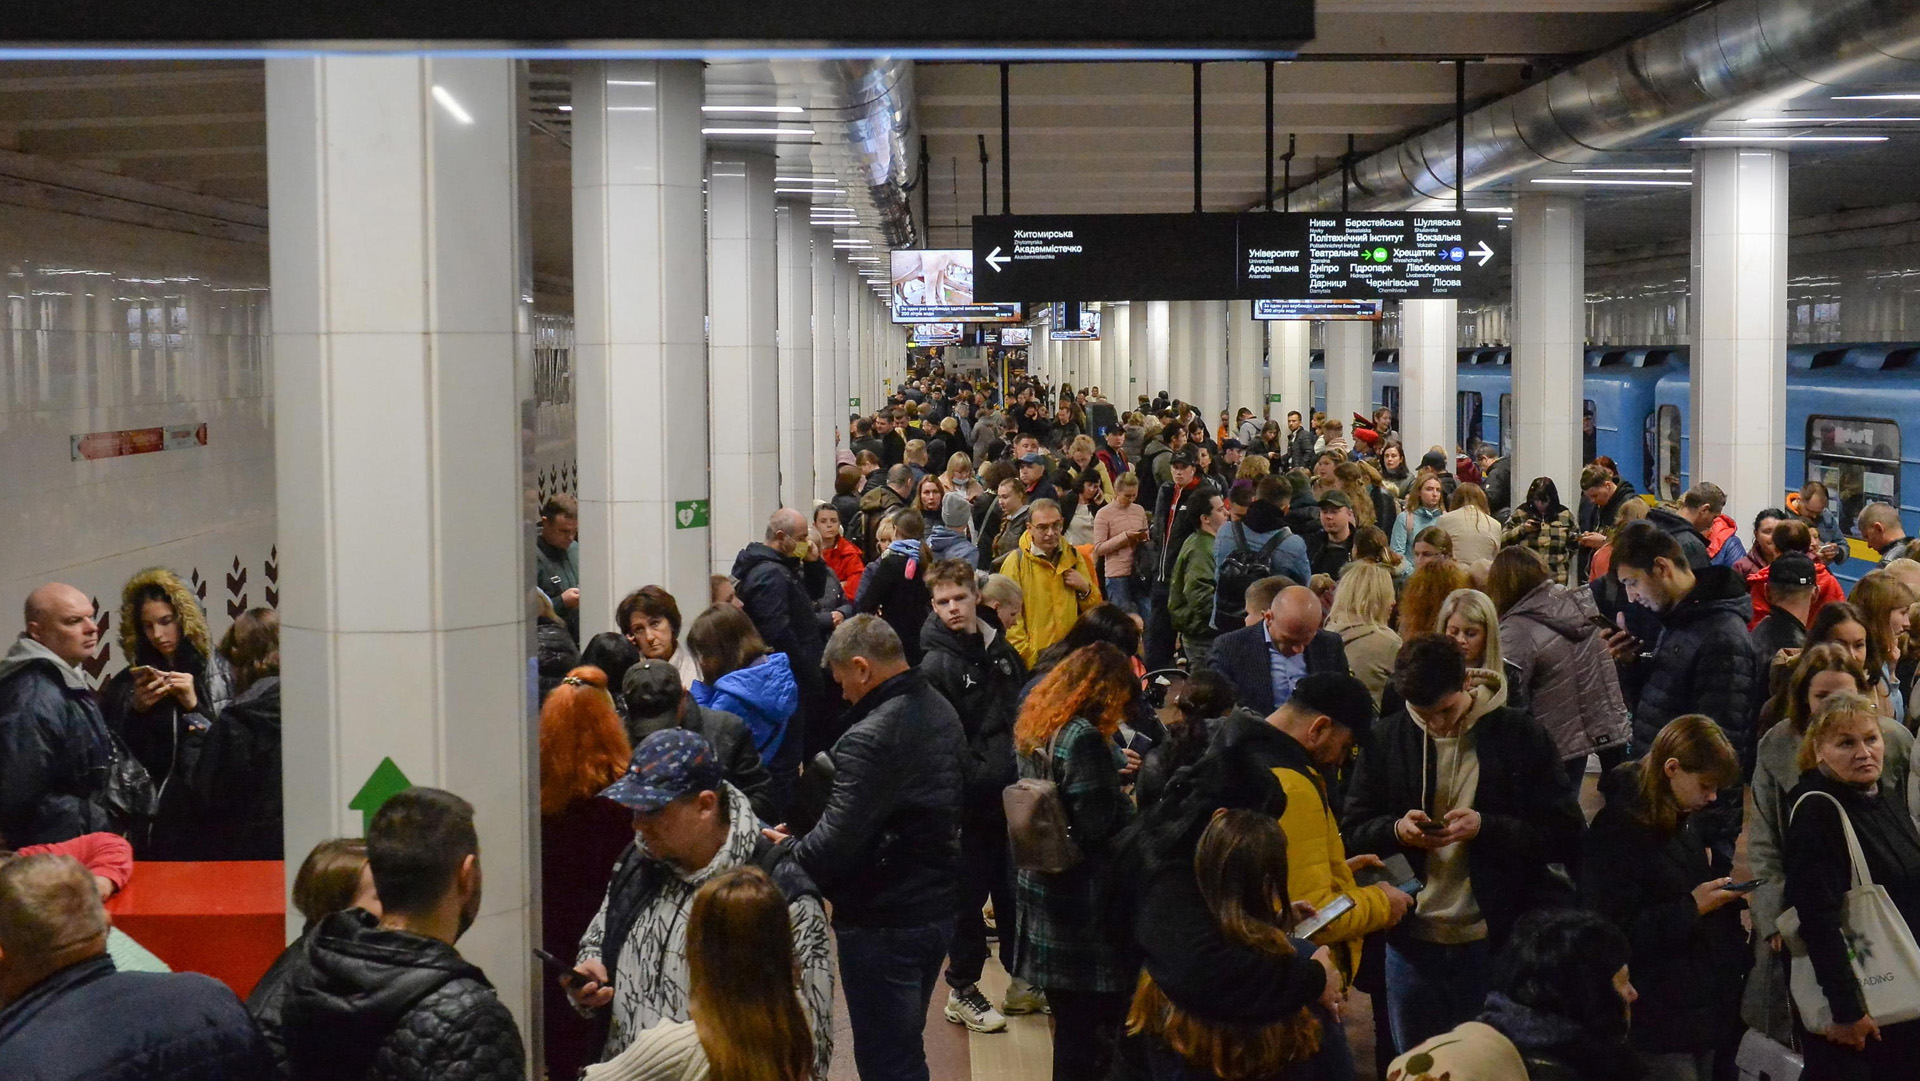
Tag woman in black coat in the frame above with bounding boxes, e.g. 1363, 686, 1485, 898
190, 609, 283, 860
1783, 693, 1920, 1080
1579, 715, 1746, 1081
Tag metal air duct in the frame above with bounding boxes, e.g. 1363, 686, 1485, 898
822, 59, 919, 248
1286, 0, 1920, 211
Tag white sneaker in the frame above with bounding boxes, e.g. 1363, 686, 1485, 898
1000, 977, 1050, 1016
945, 984, 1009, 1033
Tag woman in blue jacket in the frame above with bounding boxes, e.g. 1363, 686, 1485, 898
684, 604, 800, 767
1390, 472, 1447, 565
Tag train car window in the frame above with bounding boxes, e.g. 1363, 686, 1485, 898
1654, 405, 1682, 502
1583, 400, 1598, 464
1806, 415, 1901, 536
1457, 391, 1483, 452
1382, 385, 1400, 426
1499, 393, 1512, 453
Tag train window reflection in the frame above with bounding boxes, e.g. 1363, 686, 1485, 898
1655, 404, 1682, 502
1499, 393, 1512, 453
1583, 400, 1597, 464
1806, 415, 1900, 536
1458, 391, 1482, 452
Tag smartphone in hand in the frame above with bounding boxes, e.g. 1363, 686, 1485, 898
532, 948, 582, 988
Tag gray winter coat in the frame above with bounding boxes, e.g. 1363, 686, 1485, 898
1497, 581, 1631, 763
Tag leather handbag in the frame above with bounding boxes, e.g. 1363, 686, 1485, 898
1003, 728, 1083, 874
1775, 790, 1920, 1032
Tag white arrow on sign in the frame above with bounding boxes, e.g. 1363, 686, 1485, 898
1472, 241, 1495, 267
984, 246, 1010, 272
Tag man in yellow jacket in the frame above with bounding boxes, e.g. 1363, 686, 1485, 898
1000, 498, 1101, 666
1212, 672, 1414, 982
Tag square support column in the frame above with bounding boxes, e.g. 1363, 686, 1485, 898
1400, 299, 1458, 465
1325, 320, 1372, 440
1168, 301, 1193, 405
1146, 300, 1171, 398
708, 150, 780, 566
776, 202, 815, 509
1512, 192, 1585, 506
1229, 300, 1263, 421
1196, 300, 1229, 435
572, 60, 709, 625
1270, 320, 1311, 423
266, 55, 534, 1034
1691, 147, 1787, 525
810, 228, 840, 488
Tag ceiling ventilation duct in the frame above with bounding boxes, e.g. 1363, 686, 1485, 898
823, 59, 919, 249
1286, 0, 1920, 211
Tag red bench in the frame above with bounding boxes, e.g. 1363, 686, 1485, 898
105, 861, 286, 999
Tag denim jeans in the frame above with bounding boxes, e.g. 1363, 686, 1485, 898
1103, 576, 1141, 617
1385, 938, 1492, 1055
836, 919, 957, 1081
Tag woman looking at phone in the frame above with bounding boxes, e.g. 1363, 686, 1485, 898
1579, 714, 1746, 1081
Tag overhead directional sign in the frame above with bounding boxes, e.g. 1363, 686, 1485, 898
972, 212, 1507, 302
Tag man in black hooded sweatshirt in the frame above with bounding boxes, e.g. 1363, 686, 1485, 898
281, 787, 524, 1081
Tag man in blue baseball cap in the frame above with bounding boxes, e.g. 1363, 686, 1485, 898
561, 729, 834, 1075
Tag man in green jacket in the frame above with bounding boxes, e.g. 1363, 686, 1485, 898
1168, 490, 1227, 667
534, 494, 581, 643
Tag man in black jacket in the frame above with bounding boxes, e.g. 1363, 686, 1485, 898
732, 508, 832, 782
0, 853, 272, 1081
620, 659, 776, 824
1146, 449, 1216, 669
1208, 585, 1349, 713
1341, 635, 1584, 1056
283, 788, 525, 1081
0, 583, 114, 846
1576, 465, 1640, 581
770, 615, 965, 1081
1473, 444, 1511, 518
918, 561, 1033, 1031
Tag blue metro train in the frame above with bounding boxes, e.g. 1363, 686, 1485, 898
1308, 342, 1920, 577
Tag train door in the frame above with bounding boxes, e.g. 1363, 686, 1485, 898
1457, 391, 1483, 453
1499, 393, 1512, 453
1649, 404, 1682, 501
1583, 399, 1597, 464
1382, 384, 1401, 431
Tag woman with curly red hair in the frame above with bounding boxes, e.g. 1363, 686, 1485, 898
1011, 642, 1140, 1081
538, 666, 633, 1081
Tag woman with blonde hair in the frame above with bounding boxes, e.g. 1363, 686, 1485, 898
1581, 714, 1746, 1080
1333, 461, 1382, 531
1849, 569, 1916, 720
1742, 645, 1917, 1045
941, 451, 983, 499
1391, 472, 1447, 565
587, 865, 815, 1081
1435, 481, 1502, 565
1437, 588, 1523, 710
539, 665, 634, 1081
1326, 562, 1402, 707
1012, 642, 1140, 1081
1235, 454, 1270, 482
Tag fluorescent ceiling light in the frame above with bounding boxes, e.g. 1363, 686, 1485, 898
1464, 206, 1512, 213
605, 80, 655, 87
776, 188, 848, 195
702, 105, 804, 114
1531, 178, 1691, 186
833, 240, 871, 247
430, 85, 473, 125
775, 176, 841, 184
1680, 135, 1886, 143
556, 104, 572, 112
701, 127, 815, 136
1744, 116, 1920, 123
1572, 167, 1690, 174
1833, 93, 1920, 101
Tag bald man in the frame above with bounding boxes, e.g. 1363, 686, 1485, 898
729, 508, 833, 818
0, 854, 270, 1080
1205, 585, 1351, 715
0, 585, 116, 845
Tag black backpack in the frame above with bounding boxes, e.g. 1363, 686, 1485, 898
1214, 522, 1287, 632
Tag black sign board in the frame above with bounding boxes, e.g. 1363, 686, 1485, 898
1254, 299, 1383, 321
972, 214, 1239, 302
1239, 214, 1504, 300
972, 212, 1506, 303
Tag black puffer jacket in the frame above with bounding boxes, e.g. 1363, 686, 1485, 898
1629, 565, 1758, 766
788, 668, 965, 928
0, 636, 114, 846
731, 543, 827, 704
918, 611, 1026, 817
0, 955, 272, 1081
190, 676, 283, 860
282, 909, 524, 1081
535, 618, 579, 702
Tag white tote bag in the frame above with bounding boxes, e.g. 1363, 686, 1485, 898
1775, 789, 1920, 1033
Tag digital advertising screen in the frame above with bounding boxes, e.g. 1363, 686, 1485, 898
890, 249, 1025, 324
999, 326, 1032, 347
1253, 299, 1384, 321
910, 322, 964, 347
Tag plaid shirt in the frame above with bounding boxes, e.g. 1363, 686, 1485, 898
1010, 717, 1136, 993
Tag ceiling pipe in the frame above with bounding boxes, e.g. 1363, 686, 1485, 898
1283, 0, 1920, 212
822, 59, 919, 248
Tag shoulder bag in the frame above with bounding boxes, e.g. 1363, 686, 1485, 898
1775, 789, 1920, 1032
1003, 726, 1084, 874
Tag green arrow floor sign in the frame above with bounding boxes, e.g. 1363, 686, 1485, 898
349, 757, 413, 834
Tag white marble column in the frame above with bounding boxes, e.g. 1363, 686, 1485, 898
775, 203, 815, 508
1511, 192, 1585, 505
810, 227, 839, 497
1167, 302, 1193, 406
1196, 300, 1229, 436
1108, 302, 1132, 407
1146, 300, 1171, 399
835, 259, 855, 414
1127, 300, 1148, 406
266, 56, 534, 1034
1325, 320, 1372, 441
1691, 147, 1787, 525
572, 59, 709, 623
1400, 299, 1459, 465
1270, 320, 1312, 424
708, 150, 779, 566
1229, 300, 1263, 422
